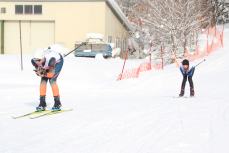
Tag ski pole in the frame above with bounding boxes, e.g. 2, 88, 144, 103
63, 42, 88, 58
195, 59, 206, 67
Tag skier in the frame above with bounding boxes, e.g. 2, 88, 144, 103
31, 47, 64, 111
179, 59, 195, 97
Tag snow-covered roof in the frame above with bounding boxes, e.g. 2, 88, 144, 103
1, 0, 133, 31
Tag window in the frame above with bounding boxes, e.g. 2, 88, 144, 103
24, 5, 33, 14
15, 5, 23, 14
123, 39, 127, 51
108, 36, 112, 43
0, 7, 6, 13
121, 39, 126, 52
34, 5, 42, 14
115, 38, 120, 48
15, 5, 42, 15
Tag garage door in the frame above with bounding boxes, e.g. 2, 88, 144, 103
4, 21, 55, 54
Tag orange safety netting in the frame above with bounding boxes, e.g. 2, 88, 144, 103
118, 25, 224, 81
176, 26, 224, 65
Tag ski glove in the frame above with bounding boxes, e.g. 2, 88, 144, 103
34, 66, 48, 77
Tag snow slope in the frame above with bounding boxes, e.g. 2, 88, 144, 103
0, 27, 229, 153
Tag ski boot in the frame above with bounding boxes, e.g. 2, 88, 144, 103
190, 88, 195, 97
52, 96, 62, 111
36, 96, 47, 111
179, 89, 185, 97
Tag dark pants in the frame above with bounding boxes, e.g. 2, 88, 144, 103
181, 75, 194, 90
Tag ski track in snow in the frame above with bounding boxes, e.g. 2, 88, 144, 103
1, 27, 229, 153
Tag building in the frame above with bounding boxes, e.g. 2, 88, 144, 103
0, 0, 132, 54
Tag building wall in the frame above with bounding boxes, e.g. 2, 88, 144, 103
105, 4, 129, 51
0, 21, 3, 54
0, 1, 107, 53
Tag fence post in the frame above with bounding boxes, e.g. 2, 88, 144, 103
19, 20, 23, 71
160, 45, 164, 70
119, 49, 129, 80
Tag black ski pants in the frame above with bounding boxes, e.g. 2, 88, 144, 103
181, 75, 194, 90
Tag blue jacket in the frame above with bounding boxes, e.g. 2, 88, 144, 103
180, 66, 195, 77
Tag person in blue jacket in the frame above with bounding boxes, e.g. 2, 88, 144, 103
179, 59, 195, 97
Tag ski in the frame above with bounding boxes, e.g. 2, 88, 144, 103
29, 109, 73, 119
12, 110, 51, 119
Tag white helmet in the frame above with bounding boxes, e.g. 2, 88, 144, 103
43, 47, 53, 57
33, 48, 45, 59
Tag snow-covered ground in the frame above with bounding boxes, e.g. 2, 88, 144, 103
0, 27, 229, 153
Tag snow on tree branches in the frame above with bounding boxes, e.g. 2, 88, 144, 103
117, 0, 228, 62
